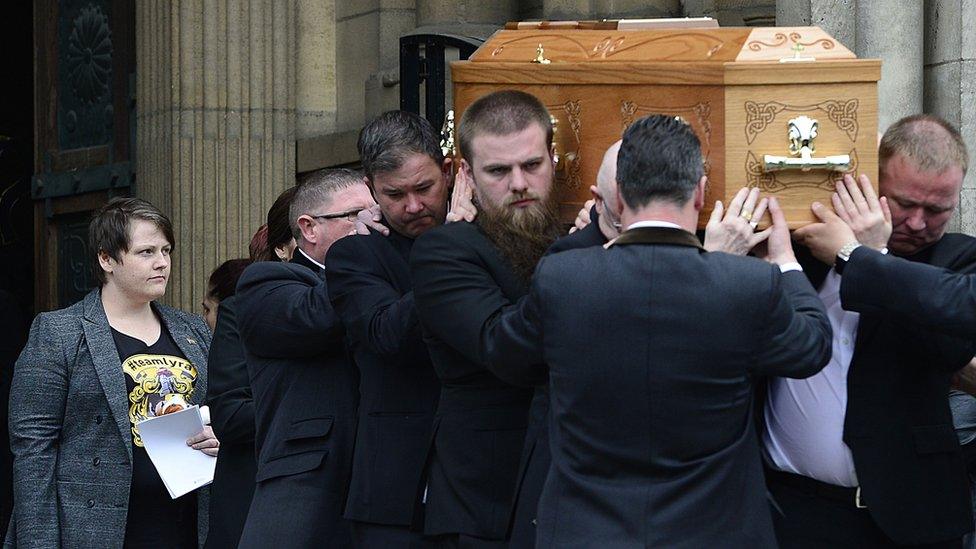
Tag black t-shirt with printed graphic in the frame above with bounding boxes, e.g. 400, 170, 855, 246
112, 324, 198, 549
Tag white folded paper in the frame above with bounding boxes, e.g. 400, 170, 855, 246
137, 405, 217, 499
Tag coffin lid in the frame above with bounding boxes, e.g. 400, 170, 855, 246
468, 26, 856, 64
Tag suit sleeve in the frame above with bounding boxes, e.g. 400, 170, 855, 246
841, 246, 976, 339
751, 269, 833, 378
205, 299, 254, 445
480, 267, 547, 387
8, 313, 67, 548
410, 226, 513, 366
326, 236, 419, 357
235, 265, 343, 358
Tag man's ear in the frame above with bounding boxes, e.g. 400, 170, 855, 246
693, 175, 708, 212
296, 215, 317, 244
274, 245, 291, 261
614, 186, 626, 218
97, 250, 114, 276
589, 184, 603, 203
362, 175, 376, 198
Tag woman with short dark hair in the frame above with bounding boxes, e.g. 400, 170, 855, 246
201, 258, 251, 332
7, 197, 217, 548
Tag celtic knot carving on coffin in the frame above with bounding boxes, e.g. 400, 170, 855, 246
744, 99, 859, 144
745, 148, 859, 192
621, 100, 714, 175
547, 100, 584, 190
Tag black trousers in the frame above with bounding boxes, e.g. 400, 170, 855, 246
769, 477, 962, 549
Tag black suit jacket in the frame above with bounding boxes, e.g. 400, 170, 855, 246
508, 218, 608, 548
325, 226, 439, 527
409, 221, 535, 539
841, 238, 976, 339
235, 254, 358, 544
204, 296, 256, 549
795, 234, 976, 544
484, 227, 832, 548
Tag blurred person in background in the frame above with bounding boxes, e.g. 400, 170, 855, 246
201, 259, 251, 332
205, 188, 297, 549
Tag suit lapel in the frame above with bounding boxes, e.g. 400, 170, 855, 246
156, 304, 209, 405
82, 291, 133, 461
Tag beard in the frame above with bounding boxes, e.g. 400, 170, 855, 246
475, 189, 563, 282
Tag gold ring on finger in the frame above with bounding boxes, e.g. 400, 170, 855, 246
740, 210, 753, 222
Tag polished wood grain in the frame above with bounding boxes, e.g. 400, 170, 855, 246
453, 26, 880, 228
723, 82, 878, 229
452, 60, 881, 86
470, 29, 752, 63
736, 26, 856, 62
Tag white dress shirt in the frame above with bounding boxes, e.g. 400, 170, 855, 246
763, 269, 859, 487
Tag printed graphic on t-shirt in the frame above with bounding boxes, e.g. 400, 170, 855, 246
122, 353, 197, 447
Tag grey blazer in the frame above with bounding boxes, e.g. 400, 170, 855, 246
5, 289, 212, 548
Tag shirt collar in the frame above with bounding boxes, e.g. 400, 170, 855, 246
297, 248, 326, 270
626, 220, 683, 231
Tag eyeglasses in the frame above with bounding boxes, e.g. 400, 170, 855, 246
309, 208, 361, 223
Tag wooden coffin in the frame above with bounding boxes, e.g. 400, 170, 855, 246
450, 26, 880, 228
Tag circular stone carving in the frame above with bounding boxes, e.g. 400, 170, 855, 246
66, 4, 113, 105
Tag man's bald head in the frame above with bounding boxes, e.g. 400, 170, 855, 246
597, 140, 622, 208
591, 139, 623, 239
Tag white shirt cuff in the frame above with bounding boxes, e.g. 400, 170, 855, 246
779, 262, 803, 273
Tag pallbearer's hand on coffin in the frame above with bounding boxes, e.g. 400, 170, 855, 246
754, 197, 798, 267
703, 187, 771, 255
793, 173, 891, 265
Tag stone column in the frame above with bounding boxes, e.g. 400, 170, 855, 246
708, 0, 776, 26
856, 0, 924, 131
136, 0, 296, 311
776, 0, 855, 51
417, 0, 516, 26
923, 0, 976, 235
297, 0, 339, 138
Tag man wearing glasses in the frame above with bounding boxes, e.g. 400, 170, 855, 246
289, 171, 377, 274
235, 168, 375, 548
